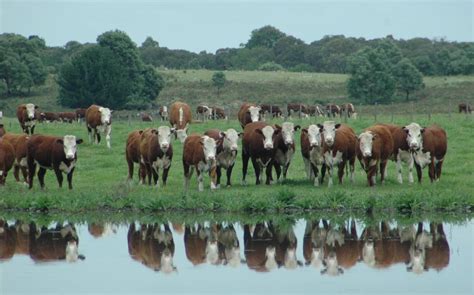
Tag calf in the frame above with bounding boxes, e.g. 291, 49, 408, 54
242, 122, 281, 185
196, 105, 212, 121
356, 125, 394, 186
287, 103, 308, 119
238, 103, 262, 128
75, 108, 87, 122
169, 101, 192, 143
125, 130, 146, 183
40, 112, 60, 123
159, 106, 168, 121
58, 112, 76, 123
182, 134, 218, 192
27, 135, 83, 189
204, 128, 241, 187
85, 104, 112, 148
0, 139, 15, 185
301, 125, 326, 186
320, 121, 356, 187
2, 133, 29, 183
403, 123, 447, 182
140, 126, 175, 187
326, 104, 340, 117
273, 122, 300, 182
17, 103, 39, 134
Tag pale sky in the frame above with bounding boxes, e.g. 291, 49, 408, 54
1, 0, 472, 53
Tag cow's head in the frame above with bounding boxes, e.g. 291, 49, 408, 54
154, 126, 175, 151
319, 121, 341, 147
25, 103, 38, 119
58, 135, 83, 160
321, 251, 344, 276
176, 123, 189, 143
302, 124, 322, 148
220, 128, 242, 152
403, 123, 424, 151
98, 107, 112, 125
255, 125, 280, 150
201, 135, 217, 162
248, 106, 261, 122
277, 122, 300, 146
358, 131, 377, 158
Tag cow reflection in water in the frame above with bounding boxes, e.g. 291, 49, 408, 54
0, 220, 16, 261
88, 222, 117, 238
184, 223, 243, 267
127, 223, 176, 273
244, 222, 301, 272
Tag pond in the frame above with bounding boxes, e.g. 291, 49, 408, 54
1, 215, 472, 294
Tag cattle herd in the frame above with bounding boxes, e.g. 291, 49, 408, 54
0, 100, 448, 191
0, 219, 450, 275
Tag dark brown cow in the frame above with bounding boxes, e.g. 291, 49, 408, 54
17, 103, 39, 134
210, 106, 226, 120
85, 104, 112, 148
40, 112, 60, 123
242, 122, 281, 185
326, 104, 340, 117
273, 122, 300, 182
0, 138, 15, 185
320, 122, 357, 187
403, 123, 447, 182
125, 130, 145, 183
340, 103, 355, 118
27, 134, 83, 189
244, 223, 278, 272
458, 103, 472, 113
301, 125, 326, 186
425, 223, 450, 272
238, 103, 262, 129
141, 112, 153, 122
75, 108, 87, 122
287, 103, 309, 118
356, 125, 394, 186
0, 220, 16, 260
0, 124, 5, 137
58, 112, 76, 123
307, 105, 324, 117
1, 133, 29, 183
260, 104, 282, 118
159, 106, 168, 121
169, 101, 192, 143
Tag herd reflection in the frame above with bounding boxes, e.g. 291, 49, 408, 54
0, 218, 450, 276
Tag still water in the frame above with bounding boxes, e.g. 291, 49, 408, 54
1, 216, 472, 294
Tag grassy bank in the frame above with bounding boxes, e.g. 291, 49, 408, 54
0, 112, 472, 213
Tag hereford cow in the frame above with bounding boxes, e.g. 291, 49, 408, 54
326, 104, 340, 118
182, 134, 218, 192
260, 104, 282, 119
210, 106, 226, 120
287, 103, 309, 119
169, 101, 192, 143
320, 121, 357, 187
244, 223, 278, 272
75, 108, 87, 122
403, 123, 447, 182
58, 112, 76, 123
27, 135, 83, 189
0, 220, 16, 260
273, 122, 300, 182
356, 125, 394, 186
40, 112, 60, 123
301, 125, 326, 186
204, 128, 241, 187
141, 112, 153, 122
196, 105, 212, 121
184, 224, 220, 266
159, 106, 168, 121
0, 138, 15, 185
140, 126, 175, 187
458, 103, 472, 114
85, 104, 112, 149
238, 103, 262, 128
125, 130, 146, 183
17, 103, 39, 134
1, 132, 29, 183
308, 105, 324, 117
242, 122, 281, 185
340, 103, 355, 118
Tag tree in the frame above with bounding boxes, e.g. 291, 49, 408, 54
246, 26, 286, 49
212, 71, 226, 98
141, 36, 159, 48
393, 58, 424, 101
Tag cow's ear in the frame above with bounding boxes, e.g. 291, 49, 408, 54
170, 128, 176, 134
35, 105, 39, 109
0, 124, 3, 128
317, 123, 323, 131
372, 133, 377, 140
302, 128, 308, 134
76, 139, 84, 144
255, 128, 263, 135
402, 127, 409, 133
56, 139, 64, 145
274, 124, 282, 130
152, 129, 159, 135
138, 130, 144, 135
294, 125, 301, 131
110, 110, 114, 113
420, 128, 425, 134
219, 131, 226, 139
335, 123, 341, 129
273, 128, 281, 135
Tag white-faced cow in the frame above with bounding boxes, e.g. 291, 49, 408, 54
17, 103, 39, 134
159, 106, 169, 121
196, 105, 212, 121
204, 128, 241, 187
403, 123, 447, 183
301, 125, 326, 186
169, 101, 192, 143
27, 135, 83, 189
273, 122, 300, 182
238, 103, 262, 129
85, 104, 112, 149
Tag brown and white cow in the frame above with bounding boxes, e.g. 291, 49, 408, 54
340, 103, 355, 118
301, 125, 326, 186
273, 122, 300, 182
204, 128, 241, 187
238, 103, 262, 128
125, 130, 146, 183
39, 112, 60, 123
27, 135, 83, 189
308, 105, 324, 117
184, 224, 220, 266
169, 101, 192, 143
1, 132, 29, 183
182, 134, 218, 192
75, 108, 87, 122
242, 122, 281, 185
244, 223, 278, 272
210, 106, 226, 120
458, 103, 472, 114
320, 121, 357, 187
326, 104, 340, 118
0, 138, 15, 185
141, 112, 153, 122
85, 104, 112, 148
196, 105, 212, 121
17, 103, 39, 134
58, 112, 76, 123
140, 126, 175, 187
403, 123, 447, 182
356, 125, 394, 186
159, 105, 168, 121
287, 103, 309, 119
260, 104, 282, 119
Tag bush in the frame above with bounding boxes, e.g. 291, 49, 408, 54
258, 62, 285, 71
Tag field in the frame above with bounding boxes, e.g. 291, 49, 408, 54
0, 112, 473, 214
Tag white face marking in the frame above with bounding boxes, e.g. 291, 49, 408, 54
65, 240, 79, 262
281, 122, 296, 145
261, 126, 276, 150
63, 135, 78, 160
176, 128, 188, 143
99, 107, 112, 125
322, 121, 338, 147
222, 129, 239, 151
359, 131, 374, 157
248, 106, 261, 122
307, 125, 322, 147
157, 126, 173, 151
404, 123, 423, 150
25, 103, 36, 119
201, 136, 217, 161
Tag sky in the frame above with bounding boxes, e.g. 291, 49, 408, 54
1, 0, 472, 53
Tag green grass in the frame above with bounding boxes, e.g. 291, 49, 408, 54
0, 112, 473, 214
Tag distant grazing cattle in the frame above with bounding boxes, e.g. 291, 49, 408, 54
356, 125, 394, 186
260, 104, 282, 118
141, 112, 153, 122
458, 103, 472, 114
139, 126, 175, 187
287, 103, 309, 118
17, 103, 39, 134
196, 105, 212, 121
210, 106, 226, 120
204, 128, 241, 187
273, 122, 300, 182
182, 134, 218, 192
27, 135, 83, 189
1, 133, 29, 183
242, 122, 281, 185
75, 108, 87, 122
307, 105, 324, 117
326, 104, 340, 118
403, 123, 447, 182
85, 104, 112, 148
0, 124, 5, 137
340, 103, 355, 118
159, 106, 168, 121
125, 130, 146, 183
320, 121, 357, 187
58, 112, 76, 123
0, 220, 16, 260
238, 103, 262, 128
169, 101, 192, 143
0, 138, 15, 185
40, 112, 60, 123
301, 125, 326, 186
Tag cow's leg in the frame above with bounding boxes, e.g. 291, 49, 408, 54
428, 158, 436, 183
27, 159, 36, 189
327, 164, 334, 188
215, 166, 222, 188
126, 157, 134, 181
415, 163, 423, 183
265, 163, 273, 185
31, 124, 36, 135
242, 152, 249, 185
311, 164, 319, 187
251, 157, 261, 185
197, 167, 204, 192
87, 126, 92, 143
226, 164, 234, 187
320, 163, 326, 185
210, 165, 217, 189
396, 153, 403, 184
274, 163, 282, 182
21, 165, 28, 183
67, 168, 75, 189
337, 161, 345, 185
13, 165, 20, 182
349, 157, 355, 184
183, 164, 193, 192
408, 155, 414, 184
38, 167, 47, 189
145, 164, 153, 185
105, 125, 112, 149
53, 168, 63, 188
162, 165, 170, 186
152, 167, 159, 187
282, 162, 290, 181
435, 160, 444, 181
367, 164, 377, 186
380, 160, 388, 184
303, 158, 311, 180
96, 130, 101, 144
139, 162, 146, 184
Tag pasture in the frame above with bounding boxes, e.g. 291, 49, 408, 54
0, 112, 472, 213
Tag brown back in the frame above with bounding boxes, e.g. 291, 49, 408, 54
126, 130, 143, 163
182, 134, 205, 165
322, 124, 357, 158
169, 101, 192, 129
85, 105, 101, 128
376, 124, 409, 157
238, 103, 258, 128
422, 125, 447, 159
1, 133, 29, 162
